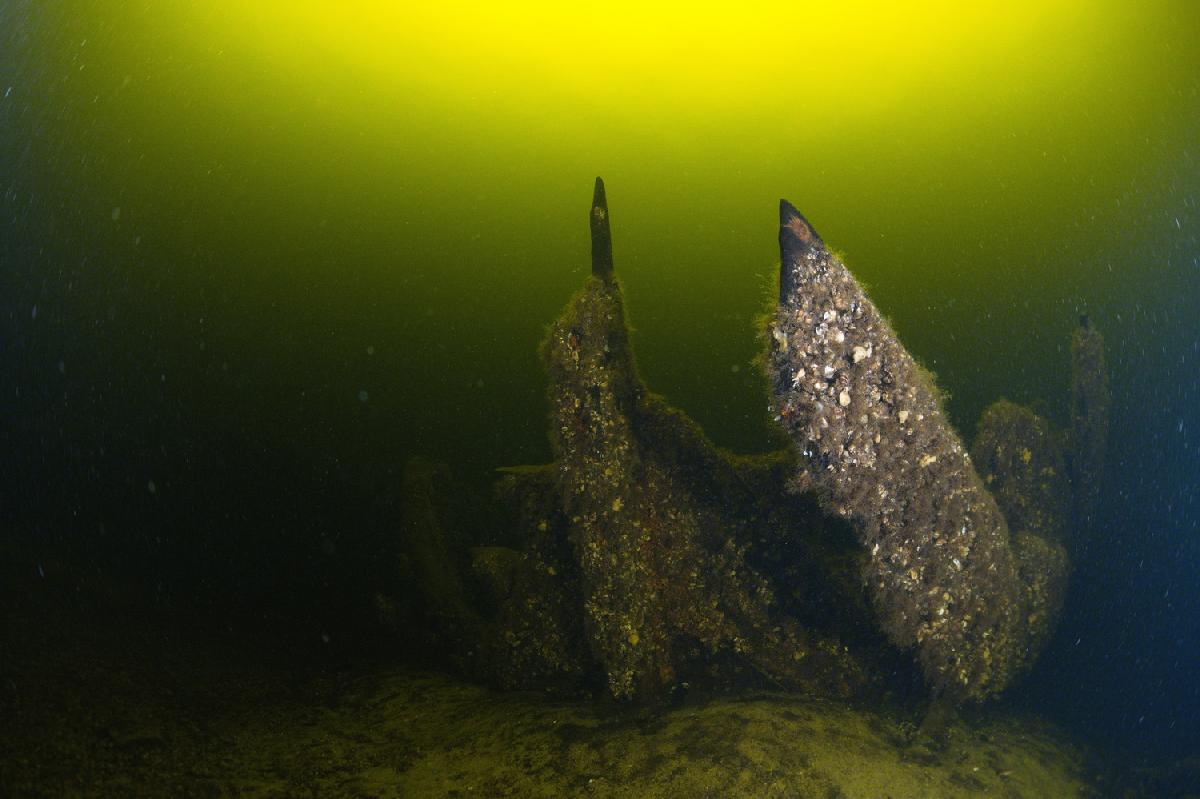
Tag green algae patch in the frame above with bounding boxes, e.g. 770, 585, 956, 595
271, 671, 1093, 798
0, 534, 1096, 798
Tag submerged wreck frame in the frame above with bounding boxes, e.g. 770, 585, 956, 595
385, 179, 1108, 709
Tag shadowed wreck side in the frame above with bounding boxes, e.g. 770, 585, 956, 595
765, 201, 1070, 702
379, 182, 1102, 710
537, 180, 878, 702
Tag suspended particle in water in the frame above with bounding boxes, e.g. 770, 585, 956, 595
358, 389, 369, 402
147, 480, 157, 494
366, 345, 375, 356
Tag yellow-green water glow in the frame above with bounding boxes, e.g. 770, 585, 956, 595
14, 0, 1198, 467
4, 1, 1200, 775
192, 2, 1102, 121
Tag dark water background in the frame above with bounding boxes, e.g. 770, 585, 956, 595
2, 0, 1198, 767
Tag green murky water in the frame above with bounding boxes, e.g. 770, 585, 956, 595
3, 2, 1199, 795
10, 2, 1196, 468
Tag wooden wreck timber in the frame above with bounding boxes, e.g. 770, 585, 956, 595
766, 201, 1075, 701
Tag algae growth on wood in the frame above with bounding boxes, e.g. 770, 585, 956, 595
537, 178, 878, 702
380, 181, 1107, 712
764, 201, 1103, 702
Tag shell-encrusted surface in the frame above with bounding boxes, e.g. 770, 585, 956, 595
766, 201, 1067, 701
